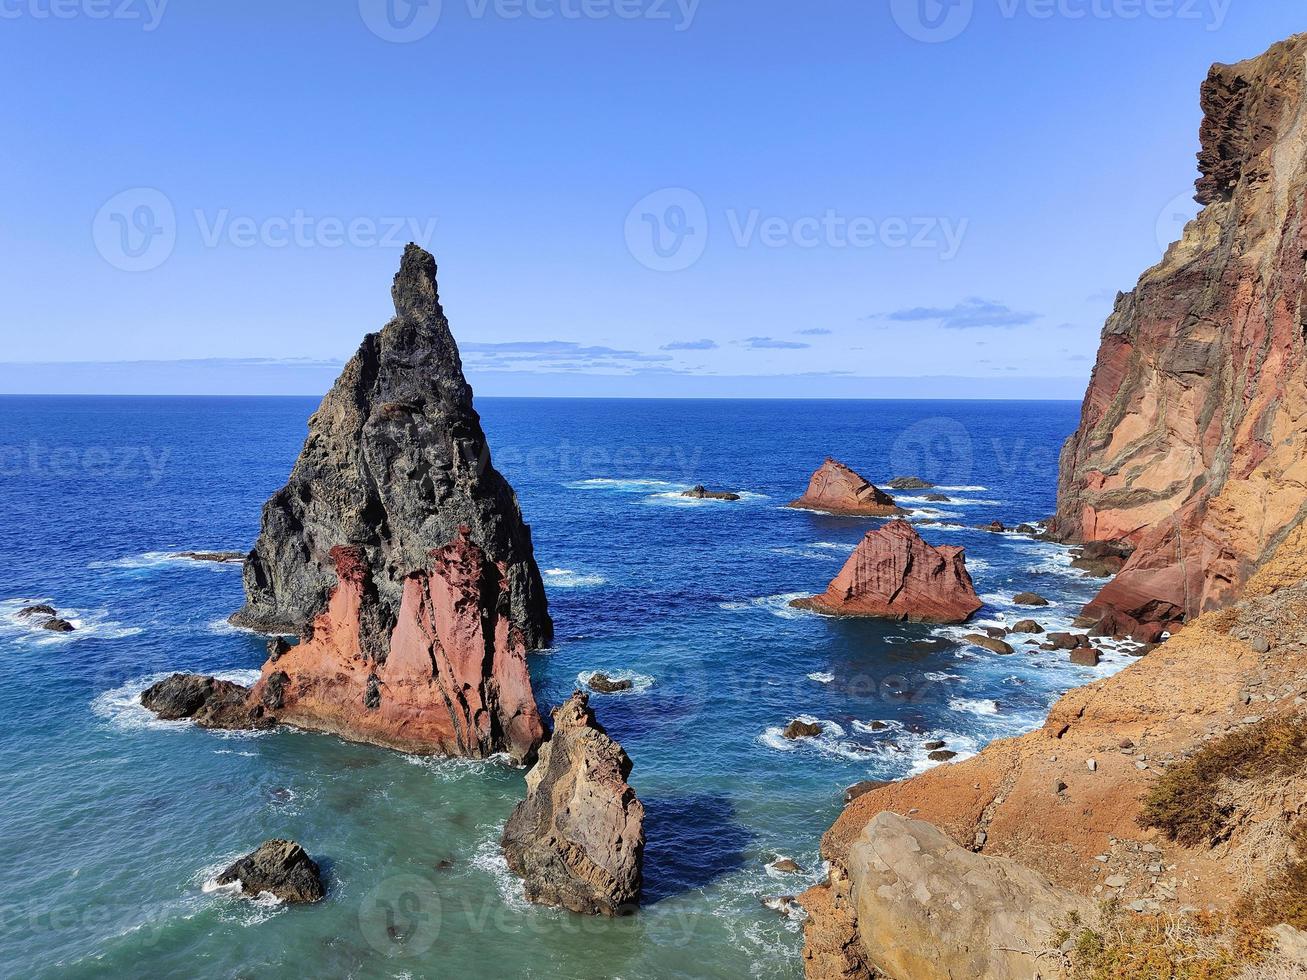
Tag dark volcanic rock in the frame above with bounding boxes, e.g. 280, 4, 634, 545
1013, 592, 1050, 606
887, 477, 934, 490
963, 634, 1014, 656
231, 244, 552, 656
215, 840, 325, 904
140, 674, 275, 731
178, 551, 245, 564
682, 485, 742, 501
1010, 620, 1044, 634
784, 719, 824, 740
928, 749, 958, 762
844, 780, 889, 804
41, 618, 75, 632
586, 672, 634, 694
502, 692, 644, 916
17, 604, 56, 618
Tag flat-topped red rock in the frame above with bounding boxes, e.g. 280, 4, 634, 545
787, 459, 905, 517
792, 519, 982, 623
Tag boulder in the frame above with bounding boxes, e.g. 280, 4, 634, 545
787, 459, 904, 517
41, 618, 75, 632
925, 494, 951, 502
1046, 632, 1091, 651
215, 840, 325, 904
17, 604, 55, 618
502, 692, 644, 916
1070, 540, 1133, 578
923, 740, 946, 750
844, 780, 888, 804
1010, 620, 1044, 634
841, 813, 1096, 979
586, 672, 634, 694
928, 750, 958, 762
1012, 592, 1050, 606
887, 477, 934, 490
981, 521, 1006, 533
1070, 648, 1101, 667
964, 634, 1015, 656
784, 719, 824, 740
791, 520, 982, 624
140, 674, 275, 731
770, 858, 804, 874
681, 485, 741, 501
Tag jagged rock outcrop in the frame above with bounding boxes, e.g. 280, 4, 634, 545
231, 243, 551, 655
791, 519, 982, 623
245, 532, 544, 763
1054, 34, 1307, 639
788, 459, 904, 517
801, 520, 1307, 979
215, 840, 325, 904
501, 692, 644, 916
140, 674, 276, 731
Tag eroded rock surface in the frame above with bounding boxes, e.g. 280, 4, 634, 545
788, 459, 904, 517
232, 243, 551, 655
140, 674, 275, 731
792, 520, 982, 623
1054, 34, 1307, 637
502, 692, 644, 915
215, 840, 325, 904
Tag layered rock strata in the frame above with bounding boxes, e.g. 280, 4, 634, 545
1054, 34, 1307, 638
791, 519, 982, 623
788, 460, 904, 517
502, 692, 644, 915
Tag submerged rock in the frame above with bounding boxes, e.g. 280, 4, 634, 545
586, 672, 634, 694
681, 485, 741, 501
787, 459, 904, 517
783, 719, 824, 740
177, 551, 245, 564
1012, 592, 1050, 606
502, 692, 644, 916
887, 477, 934, 490
792, 520, 982, 624
215, 840, 325, 904
963, 634, 1014, 656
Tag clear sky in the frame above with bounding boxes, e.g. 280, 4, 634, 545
1, 0, 1302, 396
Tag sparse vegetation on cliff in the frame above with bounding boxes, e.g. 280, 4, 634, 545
1138, 715, 1307, 847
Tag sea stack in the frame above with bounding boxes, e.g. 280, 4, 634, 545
788, 459, 904, 517
1053, 34, 1307, 640
159, 245, 551, 763
502, 692, 644, 916
792, 520, 982, 623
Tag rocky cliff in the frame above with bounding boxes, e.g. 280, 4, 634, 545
788, 459, 904, 517
792, 519, 982, 623
502, 691, 644, 915
1054, 34, 1307, 639
232, 244, 551, 652
801, 520, 1307, 978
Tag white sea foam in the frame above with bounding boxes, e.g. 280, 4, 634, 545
759, 717, 876, 761
647, 489, 768, 507
565, 477, 680, 492
0, 598, 143, 645
851, 719, 901, 735
719, 593, 812, 620
90, 551, 243, 571
92, 670, 263, 734
895, 495, 1002, 508
576, 669, 655, 694
542, 568, 606, 588
472, 827, 531, 912
402, 752, 512, 781
948, 696, 1000, 717
807, 672, 834, 684
935, 485, 989, 492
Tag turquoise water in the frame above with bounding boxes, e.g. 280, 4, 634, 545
0, 397, 1128, 978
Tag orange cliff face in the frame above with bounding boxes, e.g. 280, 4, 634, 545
1053, 34, 1307, 638
792, 520, 982, 624
249, 533, 545, 765
787, 459, 905, 517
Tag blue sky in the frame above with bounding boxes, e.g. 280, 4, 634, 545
0, 1, 1301, 396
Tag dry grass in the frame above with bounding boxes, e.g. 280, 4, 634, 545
1065, 905, 1272, 980
1236, 819, 1307, 931
1138, 715, 1307, 847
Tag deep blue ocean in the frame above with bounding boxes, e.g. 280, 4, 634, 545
0, 397, 1133, 979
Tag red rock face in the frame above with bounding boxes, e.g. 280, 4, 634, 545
793, 520, 982, 623
788, 459, 904, 517
1055, 35, 1307, 636
248, 530, 545, 764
